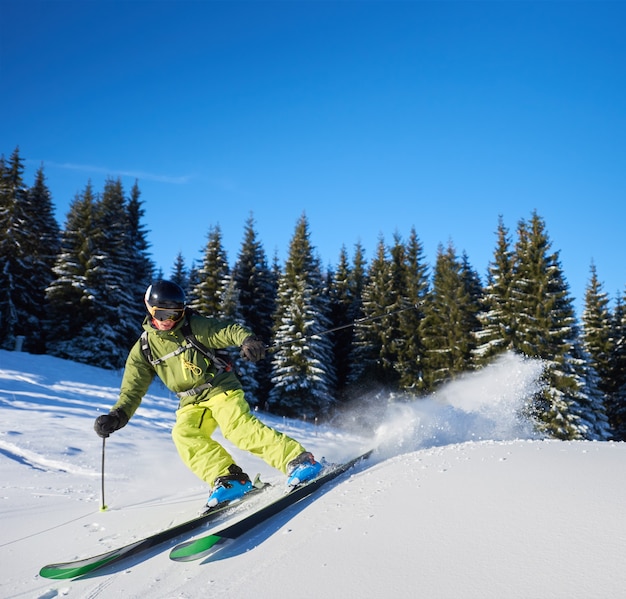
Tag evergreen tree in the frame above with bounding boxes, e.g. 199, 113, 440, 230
233, 214, 276, 344
511, 212, 597, 439
420, 243, 480, 390
350, 241, 367, 321
0, 150, 62, 351
347, 237, 393, 392
47, 179, 150, 368
567, 334, 612, 440
46, 183, 100, 360
509, 214, 572, 359
268, 214, 335, 419
0, 153, 61, 352
81, 178, 142, 366
582, 265, 615, 397
327, 246, 356, 401
220, 271, 261, 405
473, 217, 517, 364
460, 250, 484, 357
190, 225, 230, 317
581, 265, 617, 437
232, 216, 277, 405
186, 259, 201, 305
382, 234, 411, 386
0, 149, 26, 350
27, 166, 61, 351
125, 181, 154, 314
170, 252, 189, 290
395, 228, 429, 391
607, 295, 626, 439
339, 241, 369, 399
369, 231, 432, 393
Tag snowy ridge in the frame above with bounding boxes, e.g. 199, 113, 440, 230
1, 349, 625, 599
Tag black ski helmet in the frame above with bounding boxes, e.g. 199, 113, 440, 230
144, 280, 186, 321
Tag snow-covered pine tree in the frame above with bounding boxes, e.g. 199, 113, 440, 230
68, 179, 140, 367
381, 234, 411, 386
268, 214, 335, 419
460, 250, 484, 356
219, 272, 261, 405
347, 237, 393, 392
26, 166, 61, 352
566, 334, 612, 440
232, 215, 277, 404
0, 149, 28, 351
125, 182, 155, 319
395, 228, 429, 392
375, 231, 432, 394
170, 252, 189, 290
189, 225, 230, 317
46, 184, 100, 362
327, 245, 357, 402
46, 179, 150, 368
349, 241, 367, 322
233, 215, 276, 341
185, 260, 201, 306
606, 295, 626, 439
420, 242, 480, 391
0, 151, 61, 353
473, 217, 517, 365
511, 212, 595, 439
348, 231, 430, 396
582, 264, 615, 402
0, 150, 59, 352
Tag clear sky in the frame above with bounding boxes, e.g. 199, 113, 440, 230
2, 1, 625, 316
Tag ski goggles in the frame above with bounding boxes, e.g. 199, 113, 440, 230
147, 305, 185, 322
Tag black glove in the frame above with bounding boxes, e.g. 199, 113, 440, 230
240, 336, 266, 362
94, 408, 129, 438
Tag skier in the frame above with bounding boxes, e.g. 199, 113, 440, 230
94, 280, 322, 507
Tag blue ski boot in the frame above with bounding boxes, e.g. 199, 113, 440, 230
206, 466, 254, 508
286, 452, 323, 487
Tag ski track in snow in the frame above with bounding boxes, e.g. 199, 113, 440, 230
0, 438, 99, 476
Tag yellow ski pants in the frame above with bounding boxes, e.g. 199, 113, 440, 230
171, 388, 306, 486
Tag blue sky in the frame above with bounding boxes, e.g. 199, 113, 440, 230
2, 1, 625, 315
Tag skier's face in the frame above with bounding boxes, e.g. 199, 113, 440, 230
152, 318, 177, 331
145, 299, 184, 331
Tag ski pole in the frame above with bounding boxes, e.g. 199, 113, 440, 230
100, 436, 108, 512
267, 303, 419, 353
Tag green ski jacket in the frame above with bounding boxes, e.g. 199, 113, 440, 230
112, 312, 254, 419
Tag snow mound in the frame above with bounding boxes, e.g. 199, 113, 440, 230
1, 349, 624, 599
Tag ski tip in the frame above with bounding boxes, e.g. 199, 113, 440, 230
39, 566, 66, 580
39, 564, 91, 580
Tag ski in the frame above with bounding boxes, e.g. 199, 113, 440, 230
38, 480, 269, 580
169, 449, 373, 563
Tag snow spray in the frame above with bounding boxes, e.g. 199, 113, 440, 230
374, 352, 545, 457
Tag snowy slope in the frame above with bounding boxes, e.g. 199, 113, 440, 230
1, 349, 625, 599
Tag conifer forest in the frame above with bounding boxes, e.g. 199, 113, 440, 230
2, 148, 625, 441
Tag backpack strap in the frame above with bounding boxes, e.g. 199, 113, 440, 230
139, 330, 154, 365
180, 316, 232, 372
139, 309, 232, 373
140, 330, 189, 367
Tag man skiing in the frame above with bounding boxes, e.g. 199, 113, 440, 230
94, 280, 322, 507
